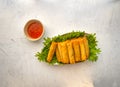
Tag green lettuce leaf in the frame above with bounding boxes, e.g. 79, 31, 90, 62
35, 31, 101, 65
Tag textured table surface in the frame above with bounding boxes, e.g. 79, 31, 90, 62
0, 0, 120, 87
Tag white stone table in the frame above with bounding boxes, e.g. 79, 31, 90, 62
0, 0, 120, 87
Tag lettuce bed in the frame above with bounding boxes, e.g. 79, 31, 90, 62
35, 31, 101, 65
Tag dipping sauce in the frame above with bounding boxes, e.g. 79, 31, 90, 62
24, 19, 44, 41
27, 22, 43, 39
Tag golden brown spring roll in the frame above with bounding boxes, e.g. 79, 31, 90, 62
79, 38, 87, 61
60, 41, 69, 64
67, 41, 75, 64
72, 39, 81, 62
57, 42, 63, 62
47, 42, 57, 62
56, 45, 61, 62
83, 37, 89, 58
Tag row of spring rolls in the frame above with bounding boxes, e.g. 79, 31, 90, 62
47, 37, 89, 64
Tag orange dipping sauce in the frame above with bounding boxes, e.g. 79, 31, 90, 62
27, 22, 43, 39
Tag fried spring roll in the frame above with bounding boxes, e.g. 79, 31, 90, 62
60, 42, 69, 64
58, 43, 63, 62
67, 41, 75, 64
79, 38, 87, 61
56, 45, 61, 62
72, 39, 81, 62
47, 42, 57, 62
83, 37, 89, 58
